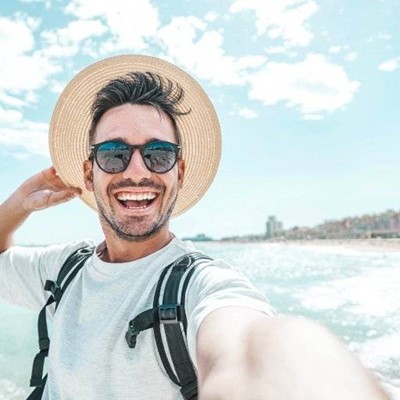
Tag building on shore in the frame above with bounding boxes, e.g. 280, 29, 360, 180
266, 216, 283, 239
283, 209, 400, 240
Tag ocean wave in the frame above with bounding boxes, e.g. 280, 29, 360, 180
0, 379, 27, 400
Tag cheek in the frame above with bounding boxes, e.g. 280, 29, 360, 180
160, 175, 178, 200
91, 170, 112, 195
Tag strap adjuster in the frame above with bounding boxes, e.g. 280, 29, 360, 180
38, 338, 50, 351
159, 304, 179, 324
181, 380, 198, 400
30, 377, 45, 388
44, 280, 63, 301
125, 324, 139, 349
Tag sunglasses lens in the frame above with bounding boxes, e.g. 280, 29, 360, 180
96, 141, 130, 173
143, 141, 178, 173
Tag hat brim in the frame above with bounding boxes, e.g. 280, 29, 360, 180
49, 55, 221, 217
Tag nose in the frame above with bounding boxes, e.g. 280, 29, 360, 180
121, 149, 152, 180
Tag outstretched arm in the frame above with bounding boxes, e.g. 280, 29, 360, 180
196, 308, 390, 400
0, 166, 81, 252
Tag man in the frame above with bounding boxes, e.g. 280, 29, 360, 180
0, 55, 390, 400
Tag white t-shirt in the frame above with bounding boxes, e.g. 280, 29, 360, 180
0, 238, 275, 400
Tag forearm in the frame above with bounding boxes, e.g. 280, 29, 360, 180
0, 192, 31, 252
199, 365, 269, 400
197, 313, 390, 400
0, 167, 81, 253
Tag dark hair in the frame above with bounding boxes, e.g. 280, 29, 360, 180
88, 72, 189, 145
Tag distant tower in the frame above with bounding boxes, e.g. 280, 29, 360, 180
266, 216, 277, 239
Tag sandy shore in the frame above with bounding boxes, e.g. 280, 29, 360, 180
279, 238, 400, 253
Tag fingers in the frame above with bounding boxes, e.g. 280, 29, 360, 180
46, 189, 81, 208
41, 166, 81, 192
27, 188, 81, 211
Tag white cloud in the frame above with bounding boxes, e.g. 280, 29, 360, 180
266, 46, 288, 54
0, 108, 23, 124
0, 52, 60, 101
0, 119, 49, 156
204, 12, 218, 22
238, 107, 258, 119
12, 152, 33, 161
366, 32, 392, 44
345, 52, 358, 61
40, 19, 107, 59
0, 15, 35, 55
328, 46, 342, 53
0, 93, 27, 108
42, 19, 107, 46
378, 57, 399, 72
328, 46, 357, 61
0, 108, 48, 157
39, 43, 80, 59
158, 16, 266, 86
49, 80, 67, 95
377, 32, 392, 40
246, 54, 359, 118
230, 0, 318, 47
0, 15, 61, 107
65, 0, 159, 52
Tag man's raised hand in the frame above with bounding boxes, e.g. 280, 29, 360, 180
20, 167, 81, 211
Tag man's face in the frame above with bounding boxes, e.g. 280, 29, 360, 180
84, 103, 184, 242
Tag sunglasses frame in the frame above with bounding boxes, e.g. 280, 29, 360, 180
90, 139, 181, 174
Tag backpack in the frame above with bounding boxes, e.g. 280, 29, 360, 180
27, 246, 211, 400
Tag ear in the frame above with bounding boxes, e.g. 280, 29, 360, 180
83, 159, 94, 192
178, 159, 185, 189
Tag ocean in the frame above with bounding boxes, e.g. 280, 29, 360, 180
1, 241, 399, 399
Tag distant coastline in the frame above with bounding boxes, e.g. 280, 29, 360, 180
184, 236, 400, 252
188, 208, 400, 248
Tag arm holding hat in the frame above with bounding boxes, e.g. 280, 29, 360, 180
0, 166, 80, 253
196, 307, 390, 400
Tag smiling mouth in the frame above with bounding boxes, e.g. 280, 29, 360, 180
115, 192, 157, 209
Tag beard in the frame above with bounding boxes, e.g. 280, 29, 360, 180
94, 178, 178, 242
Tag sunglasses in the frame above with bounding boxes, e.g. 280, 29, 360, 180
90, 140, 181, 174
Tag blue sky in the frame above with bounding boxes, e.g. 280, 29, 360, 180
0, 0, 399, 244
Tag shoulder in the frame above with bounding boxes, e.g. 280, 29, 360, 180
189, 257, 256, 291
170, 238, 252, 289
183, 255, 276, 366
44, 239, 95, 263
1, 239, 96, 278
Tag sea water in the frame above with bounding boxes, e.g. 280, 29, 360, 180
0, 242, 399, 399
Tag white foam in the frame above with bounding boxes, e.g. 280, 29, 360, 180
0, 379, 27, 400
297, 265, 400, 316
359, 333, 400, 365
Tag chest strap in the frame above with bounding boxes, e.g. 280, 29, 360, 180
27, 246, 95, 399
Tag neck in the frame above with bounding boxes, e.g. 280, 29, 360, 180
99, 229, 174, 263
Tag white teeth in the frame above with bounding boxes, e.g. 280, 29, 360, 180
116, 192, 156, 201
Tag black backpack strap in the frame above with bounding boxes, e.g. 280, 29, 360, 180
27, 245, 95, 399
155, 252, 211, 400
26, 376, 47, 400
125, 252, 211, 399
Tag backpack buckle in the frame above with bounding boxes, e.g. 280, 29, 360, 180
159, 304, 179, 324
125, 324, 139, 349
44, 280, 63, 302
38, 338, 50, 351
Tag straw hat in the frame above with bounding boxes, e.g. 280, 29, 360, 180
49, 55, 221, 217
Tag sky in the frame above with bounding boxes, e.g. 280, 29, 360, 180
0, 0, 399, 244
